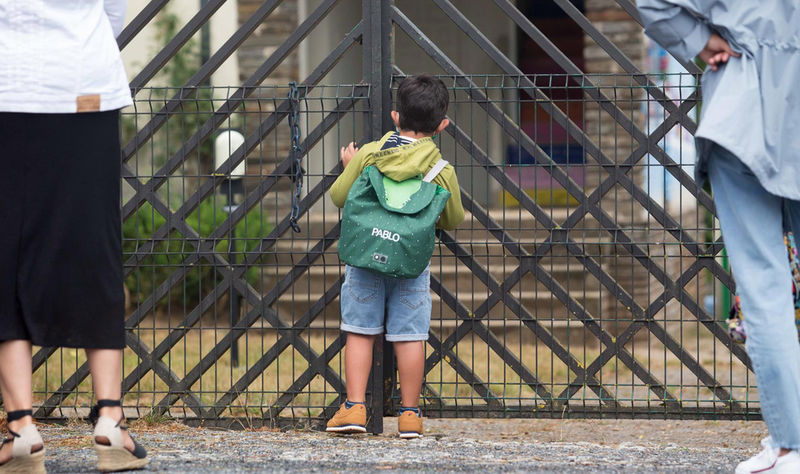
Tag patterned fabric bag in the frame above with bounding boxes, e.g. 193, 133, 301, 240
726, 232, 800, 343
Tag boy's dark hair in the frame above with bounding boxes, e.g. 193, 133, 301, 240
396, 74, 449, 134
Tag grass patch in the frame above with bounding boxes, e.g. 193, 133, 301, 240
30, 321, 757, 420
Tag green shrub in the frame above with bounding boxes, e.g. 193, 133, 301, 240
122, 6, 262, 309
123, 198, 273, 307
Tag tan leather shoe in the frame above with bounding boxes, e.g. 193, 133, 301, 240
326, 403, 367, 434
397, 411, 423, 439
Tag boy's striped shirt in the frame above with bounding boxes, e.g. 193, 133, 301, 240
380, 133, 417, 150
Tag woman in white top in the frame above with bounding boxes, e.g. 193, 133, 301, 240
0, 1, 148, 472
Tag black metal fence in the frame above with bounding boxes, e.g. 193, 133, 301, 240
26, 0, 757, 433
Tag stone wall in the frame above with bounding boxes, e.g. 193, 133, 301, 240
237, 0, 300, 207
237, 0, 299, 84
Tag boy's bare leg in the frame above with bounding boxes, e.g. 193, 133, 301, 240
394, 341, 425, 408
344, 333, 378, 402
0, 340, 38, 464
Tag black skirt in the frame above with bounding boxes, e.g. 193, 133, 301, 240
0, 111, 125, 349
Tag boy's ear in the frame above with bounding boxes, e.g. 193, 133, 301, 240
434, 118, 449, 135
391, 111, 401, 128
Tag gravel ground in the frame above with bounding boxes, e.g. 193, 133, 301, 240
36, 418, 767, 473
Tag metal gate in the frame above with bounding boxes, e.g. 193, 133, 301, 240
27, 0, 756, 433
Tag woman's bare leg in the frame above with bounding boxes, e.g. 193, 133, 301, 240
86, 348, 134, 452
0, 340, 39, 463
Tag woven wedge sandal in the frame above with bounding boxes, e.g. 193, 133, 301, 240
0, 410, 45, 474
90, 400, 148, 472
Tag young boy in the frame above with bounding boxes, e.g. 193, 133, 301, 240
326, 74, 464, 438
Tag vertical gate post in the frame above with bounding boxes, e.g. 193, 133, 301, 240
362, 0, 393, 435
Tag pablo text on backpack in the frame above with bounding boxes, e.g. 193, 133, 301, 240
371, 227, 401, 242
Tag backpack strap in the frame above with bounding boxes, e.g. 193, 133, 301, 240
423, 160, 449, 183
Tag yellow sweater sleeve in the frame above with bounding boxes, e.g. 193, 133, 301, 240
432, 165, 464, 231
330, 145, 375, 208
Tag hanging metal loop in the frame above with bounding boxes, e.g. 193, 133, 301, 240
288, 81, 304, 233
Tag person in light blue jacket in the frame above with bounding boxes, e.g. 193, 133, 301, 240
638, 2, 800, 473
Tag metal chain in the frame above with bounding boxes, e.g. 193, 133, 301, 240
288, 81, 303, 233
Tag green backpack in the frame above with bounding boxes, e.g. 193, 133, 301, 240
338, 160, 451, 278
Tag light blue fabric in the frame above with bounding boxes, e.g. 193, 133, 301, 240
638, 0, 800, 199
708, 145, 800, 449
340, 264, 431, 342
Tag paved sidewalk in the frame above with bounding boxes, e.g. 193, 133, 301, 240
38, 418, 766, 473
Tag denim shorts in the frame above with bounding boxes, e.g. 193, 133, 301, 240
340, 264, 431, 342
